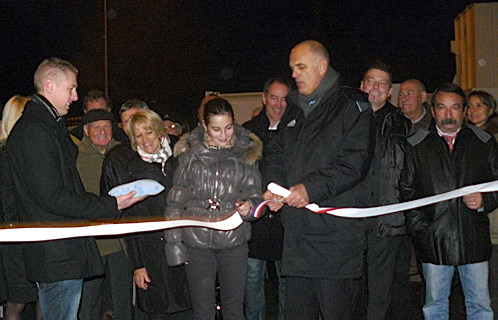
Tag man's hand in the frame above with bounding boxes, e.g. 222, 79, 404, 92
283, 183, 309, 208
263, 190, 284, 212
463, 192, 483, 210
116, 191, 148, 210
133, 267, 151, 290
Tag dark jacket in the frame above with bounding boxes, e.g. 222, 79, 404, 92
400, 123, 498, 265
101, 139, 190, 314
353, 102, 412, 237
0, 141, 16, 223
243, 105, 300, 260
165, 125, 262, 250
100, 139, 182, 266
262, 69, 374, 279
6, 94, 120, 282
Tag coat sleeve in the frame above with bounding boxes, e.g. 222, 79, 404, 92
400, 143, 430, 235
300, 103, 374, 203
482, 139, 498, 213
9, 122, 119, 220
238, 163, 262, 221
164, 154, 190, 265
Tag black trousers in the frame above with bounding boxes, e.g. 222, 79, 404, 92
285, 276, 360, 320
387, 235, 412, 320
185, 244, 248, 320
79, 249, 133, 320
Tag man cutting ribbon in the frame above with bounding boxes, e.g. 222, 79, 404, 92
261, 40, 374, 320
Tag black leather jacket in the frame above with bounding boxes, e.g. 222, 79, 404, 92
401, 123, 498, 265
165, 125, 262, 250
353, 102, 412, 237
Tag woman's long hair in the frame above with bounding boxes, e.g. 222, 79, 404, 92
0, 95, 30, 142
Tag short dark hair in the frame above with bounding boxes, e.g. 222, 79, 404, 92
363, 60, 393, 86
203, 98, 234, 125
431, 82, 466, 108
263, 77, 291, 95
468, 90, 497, 114
83, 89, 111, 112
119, 99, 149, 115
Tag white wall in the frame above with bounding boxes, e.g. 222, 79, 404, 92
205, 91, 263, 125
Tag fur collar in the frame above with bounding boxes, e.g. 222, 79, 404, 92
174, 125, 262, 165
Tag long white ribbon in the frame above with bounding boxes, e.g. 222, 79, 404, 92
0, 213, 243, 242
267, 180, 498, 218
1, 180, 496, 242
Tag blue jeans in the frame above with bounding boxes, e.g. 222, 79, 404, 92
245, 258, 285, 320
422, 262, 493, 320
37, 279, 83, 320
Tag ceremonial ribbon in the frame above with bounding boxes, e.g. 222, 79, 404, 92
263, 181, 498, 218
0, 213, 243, 242
1, 180, 497, 242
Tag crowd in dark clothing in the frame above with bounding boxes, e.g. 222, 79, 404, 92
0, 40, 497, 320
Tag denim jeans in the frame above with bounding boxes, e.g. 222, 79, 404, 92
244, 257, 286, 320
422, 262, 493, 320
37, 279, 83, 320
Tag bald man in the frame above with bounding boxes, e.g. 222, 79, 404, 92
262, 40, 374, 320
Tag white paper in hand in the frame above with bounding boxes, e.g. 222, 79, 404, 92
108, 179, 164, 198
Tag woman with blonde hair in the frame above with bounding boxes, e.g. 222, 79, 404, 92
0, 95, 41, 320
0, 95, 29, 141
101, 109, 190, 319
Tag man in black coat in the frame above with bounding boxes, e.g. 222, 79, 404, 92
262, 40, 373, 319
6, 57, 142, 320
354, 61, 412, 319
400, 82, 497, 319
243, 77, 297, 320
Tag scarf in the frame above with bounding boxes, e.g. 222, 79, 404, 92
203, 131, 237, 149
299, 67, 339, 117
137, 136, 172, 175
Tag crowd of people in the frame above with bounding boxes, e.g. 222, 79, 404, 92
0, 39, 496, 320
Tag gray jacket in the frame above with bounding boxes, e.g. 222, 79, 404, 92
165, 125, 262, 250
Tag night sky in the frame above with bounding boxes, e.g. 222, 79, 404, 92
0, 0, 478, 124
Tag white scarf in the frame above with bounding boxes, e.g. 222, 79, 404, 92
137, 136, 172, 175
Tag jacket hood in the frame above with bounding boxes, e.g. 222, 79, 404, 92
174, 124, 262, 165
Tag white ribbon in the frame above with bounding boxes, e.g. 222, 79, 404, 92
1, 180, 496, 242
267, 180, 498, 218
0, 213, 243, 242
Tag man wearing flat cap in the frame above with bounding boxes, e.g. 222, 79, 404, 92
76, 109, 133, 320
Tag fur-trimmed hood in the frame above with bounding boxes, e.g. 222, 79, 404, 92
173, 124, 262, 165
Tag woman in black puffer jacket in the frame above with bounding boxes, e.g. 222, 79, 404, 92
166, 98, 262, 320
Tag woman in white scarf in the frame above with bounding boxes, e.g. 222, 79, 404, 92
125, 109, 190, 319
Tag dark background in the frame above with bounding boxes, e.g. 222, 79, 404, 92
0, 0, 479, 125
